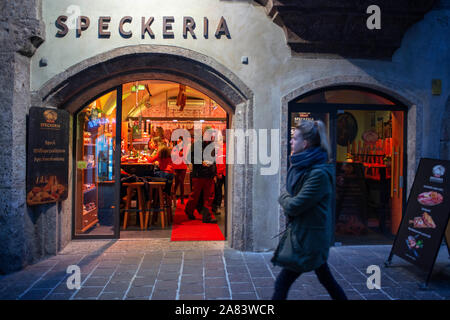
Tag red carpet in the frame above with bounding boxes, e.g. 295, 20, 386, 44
170, 200, 225, 241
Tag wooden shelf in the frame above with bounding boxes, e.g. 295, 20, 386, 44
82, 207, 97, 216
83, 187, 96, 194
80, 219, 99, 233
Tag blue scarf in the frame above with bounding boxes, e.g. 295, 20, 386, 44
286, 147, 328, 195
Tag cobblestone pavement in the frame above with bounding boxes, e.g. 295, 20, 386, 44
0, 240, 449, 300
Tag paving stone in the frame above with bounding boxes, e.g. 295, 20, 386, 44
73, 287, 103, 299
90, 268, 116, 277
45, 293, 73, 300
232, 292, 258, 300
361, 292, 391, 300
132, 276, 156, 287
31, 279, 62, 289
179, 294, 204, 300
103, 282, 130, 293
181, 276, 203, 286
126, 286, 153, 298
157, 272, 180, 281
154, 280, 179, 291
205, 269, 226, 278
98, 292, 124, 300
343, 289, 365, 300
83, 277, 110, 287
254, 287, 273, 300
228, 273, 251, 283
52, 282, 77, 294
152, 289, 176, 300
179, 284, 204, 294
183, 263, 203, 270
205, 287, 230, 299
251, 277, 275, 288
19, 289, 51, 300
226, 266, 248, 274
230, 282, 255, 293
381, 287, 418, 300
205, 277, 228, 288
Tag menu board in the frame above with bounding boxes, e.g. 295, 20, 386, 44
26, 107, 69, 206
391, 158, 450, 271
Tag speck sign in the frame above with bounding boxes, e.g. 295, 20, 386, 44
26, 107, 69, 206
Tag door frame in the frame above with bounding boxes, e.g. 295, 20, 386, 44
72, 83, 230, 240
287, 102, 408, 244
72, 86, 122, 240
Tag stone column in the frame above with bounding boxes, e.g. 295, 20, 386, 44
0, 1, 45, 274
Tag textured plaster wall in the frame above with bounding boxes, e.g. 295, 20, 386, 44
30, 0, 450, 251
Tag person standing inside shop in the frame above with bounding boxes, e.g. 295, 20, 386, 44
212, 131, 226, 214
184, 134, 217, 223
271, 120, 347, 300
172, 136, 188, 204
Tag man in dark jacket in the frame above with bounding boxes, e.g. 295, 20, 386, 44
184, 138, 217, 223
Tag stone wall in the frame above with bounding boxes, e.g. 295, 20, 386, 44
0, 0, 48, 274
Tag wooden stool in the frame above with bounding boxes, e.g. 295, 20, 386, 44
122, 182, 146, 230
145, 182, 169, 229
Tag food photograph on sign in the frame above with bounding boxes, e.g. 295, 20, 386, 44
27, 176, 66, 205
408, 212, 437, 229
405, 235, 424, 258
417, 191, 444, 206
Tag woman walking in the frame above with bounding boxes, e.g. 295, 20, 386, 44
271, 120, 347, 300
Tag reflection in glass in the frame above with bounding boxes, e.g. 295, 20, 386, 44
75, 90, 117, 236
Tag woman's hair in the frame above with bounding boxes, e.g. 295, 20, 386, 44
155, 126, 164, 138
158, 146, 172, 159
296, 120, 331, 160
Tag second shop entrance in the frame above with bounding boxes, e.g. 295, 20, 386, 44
289, 88, 408, 245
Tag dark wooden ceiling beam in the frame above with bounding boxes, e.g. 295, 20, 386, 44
254, 0, 437, 59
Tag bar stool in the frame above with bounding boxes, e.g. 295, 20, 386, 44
145, 182, 169, 229
122, 182, 146, 230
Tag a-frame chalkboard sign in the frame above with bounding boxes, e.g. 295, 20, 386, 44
385, 158, 450, 288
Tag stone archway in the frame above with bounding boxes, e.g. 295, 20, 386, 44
279, 76, 422, 233
440, 96, 450, 160
31, 45, 255, 252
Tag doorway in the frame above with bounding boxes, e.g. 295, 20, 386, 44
73, 80, 228, 240
288, 88, 408, 245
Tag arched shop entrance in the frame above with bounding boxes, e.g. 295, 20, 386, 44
35, 47, 254, 249
74, 80, 229, 240
288, 86, 408, 245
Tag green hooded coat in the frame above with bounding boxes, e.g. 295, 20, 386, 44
271, 163, 335, 273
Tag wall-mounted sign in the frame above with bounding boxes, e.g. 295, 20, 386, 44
26, 107, 69, 206
55, 15, 231, 39
387, 158, 450, 286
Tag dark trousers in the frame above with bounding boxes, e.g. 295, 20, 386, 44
212, 175, 225, 210
174, 169, 187, 198
185, 178, 215, 219
272, 263, 348, 300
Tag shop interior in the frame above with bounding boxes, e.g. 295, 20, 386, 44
75, 81, 227, 240
292, 89, 405, 245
